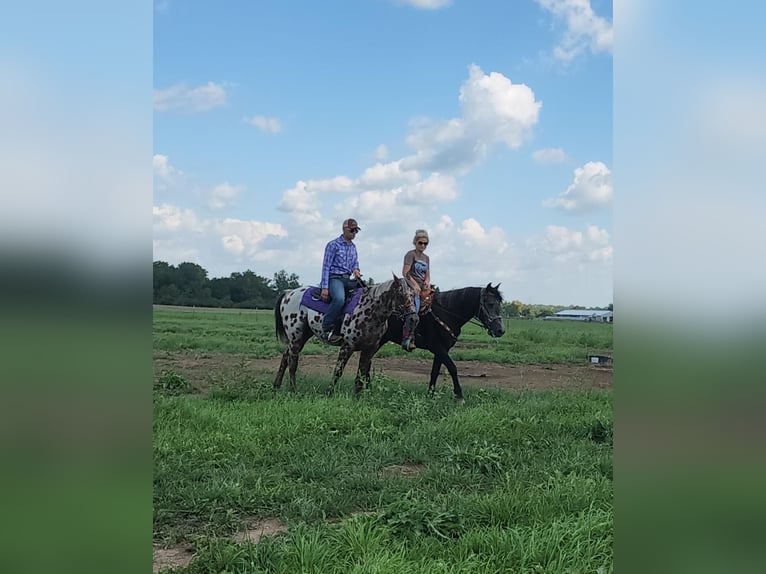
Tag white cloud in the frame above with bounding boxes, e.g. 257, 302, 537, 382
402, 64, 541, 173
400, 173, 458, 204
543, 161, 612, 213
396, 0, 451, 9
207, 182, 244, 209
458, 218, 510, 253
153, 82, 227, 112
217, 218, 287, 256
358, 160, 420, 189
153, 204, 205, 235
348, 190, 402, 221
337, 172, 458, 223
153, 203, 288, 272
374, 144, 388, 161
305, 176, 356, 193
535, 0, 613, 62
245, 115, 282, 134
278, 176, 356, 217
278, 181, 321, 216
532, 147, 569, 163
534, 224, 612, 264
153, 154, 182, 187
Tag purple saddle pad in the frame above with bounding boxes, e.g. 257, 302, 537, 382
300, 286, 364, 315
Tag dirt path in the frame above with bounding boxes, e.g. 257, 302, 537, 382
154, 352, 612, 393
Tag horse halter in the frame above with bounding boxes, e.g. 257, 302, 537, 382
474, 288, 503, 335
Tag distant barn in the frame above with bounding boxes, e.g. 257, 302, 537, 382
544, 309, 613, 323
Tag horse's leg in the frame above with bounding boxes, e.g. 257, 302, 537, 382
354, 348, 374, 397
273, 349, 289, 390
287, 332, 313, 393
327, 344, 354, 397
428, 354, 443, 397
440, 353, 463, 401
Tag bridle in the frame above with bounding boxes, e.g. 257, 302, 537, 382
470, 287, 503, 336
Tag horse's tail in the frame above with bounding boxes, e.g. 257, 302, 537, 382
274, 291, 288, 344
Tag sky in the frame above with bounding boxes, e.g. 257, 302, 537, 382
153, 0, 613, 307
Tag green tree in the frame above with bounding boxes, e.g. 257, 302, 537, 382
504, 300, 524, 318
228, 270, 275, 308
153, 261, 176, 292
272, 269, 301, 292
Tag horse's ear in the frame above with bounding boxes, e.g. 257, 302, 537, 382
494, 282, 501, 290
486, 282, 492, 290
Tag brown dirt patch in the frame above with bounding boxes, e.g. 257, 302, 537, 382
231, 518, 288, 544
154, 351, 611, 394
153, 544, 194, 573
152, 519, 288, 571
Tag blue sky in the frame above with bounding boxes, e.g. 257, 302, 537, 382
154, 0, 613, 306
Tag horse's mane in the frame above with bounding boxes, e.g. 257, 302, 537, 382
366, 279, 393, 299
434, 285, 504, 310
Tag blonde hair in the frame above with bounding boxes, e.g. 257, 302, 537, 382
412, 229, 429, 245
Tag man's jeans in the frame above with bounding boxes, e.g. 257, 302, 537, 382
322, 276, 358, 333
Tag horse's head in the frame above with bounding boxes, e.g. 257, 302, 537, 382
390, 272, 419, 335
479, 282, 505, 338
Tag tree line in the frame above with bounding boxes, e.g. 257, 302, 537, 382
153, 261, 612, 315
153, 261, 301, 309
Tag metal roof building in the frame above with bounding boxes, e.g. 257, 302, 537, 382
545, 309, 613, 322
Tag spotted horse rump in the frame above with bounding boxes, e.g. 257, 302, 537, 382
273, 273, 418, 397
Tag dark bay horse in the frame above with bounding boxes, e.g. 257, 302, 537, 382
377, 283, 505, 400
274, 274, 418, 397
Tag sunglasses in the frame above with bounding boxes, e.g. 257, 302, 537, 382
346, 227, 360, 233
417, 241, 428, 246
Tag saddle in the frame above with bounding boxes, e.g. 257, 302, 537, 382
419, 285, 436, 314
302, 285, 364, 316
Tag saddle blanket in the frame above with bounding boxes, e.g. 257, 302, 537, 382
300, 286, 364, 315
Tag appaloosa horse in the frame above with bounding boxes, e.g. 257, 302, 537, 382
378, 283, 505, 400
274, 274, 418, 397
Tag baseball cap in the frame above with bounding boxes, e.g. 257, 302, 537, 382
343, 218, 361, 231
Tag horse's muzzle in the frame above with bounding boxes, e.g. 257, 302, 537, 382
488, 318, 505, 338
401, 311, 419, 338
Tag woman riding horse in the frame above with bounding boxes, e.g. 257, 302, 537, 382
378, 283, 505, 400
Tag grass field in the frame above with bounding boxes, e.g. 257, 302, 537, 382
153, 306, 613, 573
153, 306, 612, 364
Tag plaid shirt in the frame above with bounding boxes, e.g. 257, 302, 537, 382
320, 235, 359, 288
